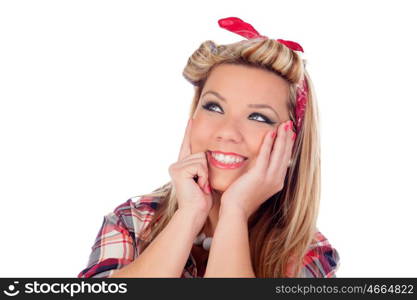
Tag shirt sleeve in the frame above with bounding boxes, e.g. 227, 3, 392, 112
77, 209, 136, 278
300, 234, 341, 278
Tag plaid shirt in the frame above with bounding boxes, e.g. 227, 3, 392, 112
78, 196, 340, 278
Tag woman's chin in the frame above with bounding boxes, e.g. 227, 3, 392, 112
209, 177, 233, 194
208, 166, 247, 194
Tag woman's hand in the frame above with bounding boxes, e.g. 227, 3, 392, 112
220, 120, 296, 220
168, 118, 213, 219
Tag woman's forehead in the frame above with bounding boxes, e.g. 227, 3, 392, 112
202, 64, 290, 107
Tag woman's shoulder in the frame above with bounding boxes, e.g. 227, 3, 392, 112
77, 194, 163, 278
300, 230, 341, 278
113, 194, 162, 217
107, 194, 163, 240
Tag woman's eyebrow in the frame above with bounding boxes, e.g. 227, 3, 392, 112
202, 90, 281, 119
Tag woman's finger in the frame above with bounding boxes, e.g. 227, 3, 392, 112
183, 161, 210, 194
278, 126, 296, 174
174, 153, 210, 193
255, 123, 280, 172
177, 118, 193, 162
179, 152, 206, 162
268, 120, 291, 176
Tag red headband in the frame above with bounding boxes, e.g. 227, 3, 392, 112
218, 17, 308, 133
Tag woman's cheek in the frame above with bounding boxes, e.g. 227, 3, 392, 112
190, 119, 211, 152
195, 117, 215, 137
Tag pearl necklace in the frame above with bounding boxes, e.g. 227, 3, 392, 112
193, 232, 212, 251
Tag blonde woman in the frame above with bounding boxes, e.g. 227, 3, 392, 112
78, 17, 340, 278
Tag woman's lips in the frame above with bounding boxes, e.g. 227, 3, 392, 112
207, 151, 247, 169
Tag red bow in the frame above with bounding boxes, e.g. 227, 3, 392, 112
218, 17, 304, 52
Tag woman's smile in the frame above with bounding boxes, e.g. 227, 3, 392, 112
207, 150, 248, 169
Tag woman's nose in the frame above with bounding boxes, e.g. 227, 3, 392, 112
214, 120, 243, 143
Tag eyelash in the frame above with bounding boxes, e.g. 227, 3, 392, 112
202, 101, 276, 125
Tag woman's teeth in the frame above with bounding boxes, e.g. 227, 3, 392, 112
211, 153, 245, 164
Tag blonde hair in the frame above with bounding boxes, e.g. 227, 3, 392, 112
137, 38, 321, 277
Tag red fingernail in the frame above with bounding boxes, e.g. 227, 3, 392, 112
205, 184, 211, 194
284, 124, 290, 131
204, 183, 211, 194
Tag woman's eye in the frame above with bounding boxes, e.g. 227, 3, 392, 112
249, 113, 271, 123
201, 101, 275, 125
202, 101, 223, 113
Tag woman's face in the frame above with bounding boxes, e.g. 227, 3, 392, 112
191, 63, 290, 192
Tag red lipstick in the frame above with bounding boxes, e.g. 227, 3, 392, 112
207, 151, 248, 170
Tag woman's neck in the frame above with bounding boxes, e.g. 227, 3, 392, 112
203, 189, 222, 237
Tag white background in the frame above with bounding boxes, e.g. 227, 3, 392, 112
0, 0, 416, 277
